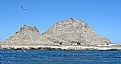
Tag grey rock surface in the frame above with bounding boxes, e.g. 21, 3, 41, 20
3, 19, 111, 46
3, 25, 52, 45
44, 19, 111, 46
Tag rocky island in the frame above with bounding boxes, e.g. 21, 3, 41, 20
0, 19, 121, 50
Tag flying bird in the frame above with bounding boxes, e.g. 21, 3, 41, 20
21, 6, 27, 10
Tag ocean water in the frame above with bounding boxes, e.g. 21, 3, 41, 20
0, 50, 121, 64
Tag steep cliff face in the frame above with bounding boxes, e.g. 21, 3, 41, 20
44, 19, 111, 46
3, 25, 52, 45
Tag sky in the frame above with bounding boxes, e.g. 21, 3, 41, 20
0, 0, 121, 44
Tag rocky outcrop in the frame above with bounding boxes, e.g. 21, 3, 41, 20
44, 19, 111, 46
3, 25, 52, 46
1, 19, 112, 49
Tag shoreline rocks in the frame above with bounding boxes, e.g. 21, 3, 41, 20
1, 44, 121, 50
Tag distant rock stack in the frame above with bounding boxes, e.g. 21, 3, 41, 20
44, 19, 111, 46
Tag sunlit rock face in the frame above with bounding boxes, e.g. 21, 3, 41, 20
3, 19, 111, 46
3, 25, 52, 45
44, 19, 111, 46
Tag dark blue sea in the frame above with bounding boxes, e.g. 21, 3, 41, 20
0, 50, 121, 64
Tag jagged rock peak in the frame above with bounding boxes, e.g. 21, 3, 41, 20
18, 25, 39, 33
4, 25, 42, 45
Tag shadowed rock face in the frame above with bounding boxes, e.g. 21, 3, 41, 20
3, 19, 111, 46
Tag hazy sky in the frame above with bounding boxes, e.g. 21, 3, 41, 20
0, 0, 121, 44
